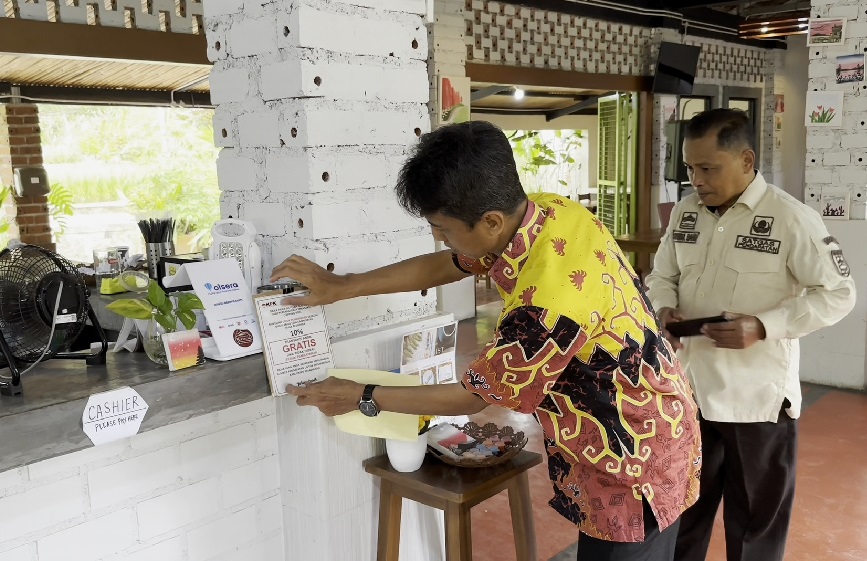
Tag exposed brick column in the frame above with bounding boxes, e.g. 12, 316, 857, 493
0, 104, 53, 251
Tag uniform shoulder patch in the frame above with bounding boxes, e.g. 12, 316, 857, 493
823, 236, 839, 245
831, 249, 850, 277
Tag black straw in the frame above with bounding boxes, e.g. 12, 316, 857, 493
138, 218, 175, 243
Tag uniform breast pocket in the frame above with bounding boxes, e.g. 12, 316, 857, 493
723, 250, 785, 312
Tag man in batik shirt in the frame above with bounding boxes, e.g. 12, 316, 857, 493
277, 121, 701, 561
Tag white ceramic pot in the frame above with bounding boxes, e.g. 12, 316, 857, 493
385, 435, 427, 473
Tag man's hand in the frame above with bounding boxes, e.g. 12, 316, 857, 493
270, 255, 351, 306
657, 307, 686, 350
701, 312, 766, 349
285, 377, 364, 417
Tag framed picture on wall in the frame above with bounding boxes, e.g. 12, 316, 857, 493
805, 90, 843, 127
821, 188, 850, 220
437, 76, 471, 126
807, 18, 846, 46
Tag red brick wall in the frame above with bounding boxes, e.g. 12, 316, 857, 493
0, 104, 54, 252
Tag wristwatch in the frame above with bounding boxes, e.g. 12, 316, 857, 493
358, 384, 381, 417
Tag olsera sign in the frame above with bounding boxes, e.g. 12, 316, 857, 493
82, 387, 149, 446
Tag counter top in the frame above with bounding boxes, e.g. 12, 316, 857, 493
0, 350, 270, 472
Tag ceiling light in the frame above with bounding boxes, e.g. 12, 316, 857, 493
761, 26, 769, 32
514, 88, 525, 100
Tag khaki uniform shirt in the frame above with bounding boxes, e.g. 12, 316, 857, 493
646, 172, 856, 423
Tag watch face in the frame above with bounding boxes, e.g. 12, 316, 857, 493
359, 401, 379, 417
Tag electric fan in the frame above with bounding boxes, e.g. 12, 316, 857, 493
0, 244, 107, 395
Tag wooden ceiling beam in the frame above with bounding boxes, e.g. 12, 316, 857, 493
0, 19, 209, 66
466, 63, 652, 93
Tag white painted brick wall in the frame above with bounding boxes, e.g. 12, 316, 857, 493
217, 148, 258, 191
209, 66, 252, 105
238, 111, 281, 148
227, 17, 277, 58
0, 397, 281, 560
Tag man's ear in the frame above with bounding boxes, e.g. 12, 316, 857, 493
481, 211, 506, 235
742, 149, 756, 172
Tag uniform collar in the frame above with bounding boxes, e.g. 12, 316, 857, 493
697, 171, 767, 212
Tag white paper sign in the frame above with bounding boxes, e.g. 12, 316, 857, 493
82, 387, 149, 445
184, 259, 263, 360
253, 292, 335, 396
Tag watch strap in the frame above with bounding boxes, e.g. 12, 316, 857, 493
362, 384, 379, 403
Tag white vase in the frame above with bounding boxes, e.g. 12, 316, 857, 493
385, 435, 427, 473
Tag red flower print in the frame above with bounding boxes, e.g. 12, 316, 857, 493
552, 237, 567, 256
593, 218, 604, 232
520, 286, 537, 306
595, 250, 606, 265
570, 270, 587, 290
552, 198, 566, 207
546, 206, 557, 220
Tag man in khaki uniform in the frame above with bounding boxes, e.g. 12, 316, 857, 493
646, 108, 856, 561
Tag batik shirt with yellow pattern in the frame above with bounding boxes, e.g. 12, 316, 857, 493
456, 193, 701, 543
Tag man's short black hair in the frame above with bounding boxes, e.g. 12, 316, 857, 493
396, 121, 527, 227
684, 108, 756, 153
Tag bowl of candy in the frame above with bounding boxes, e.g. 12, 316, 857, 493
426, 421, 528, 468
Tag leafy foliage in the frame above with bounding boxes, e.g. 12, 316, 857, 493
39, 105, 220, 248
506, 129, 586, 195
106, 280, 205, 332
47, 183, 74, 238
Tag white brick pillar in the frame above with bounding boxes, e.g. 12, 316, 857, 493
204, 0, 449, 559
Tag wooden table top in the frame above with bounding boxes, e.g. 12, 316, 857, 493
613, 228, 664, 253
363, 450, 543, 504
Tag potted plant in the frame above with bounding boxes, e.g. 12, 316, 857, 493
385, 415, 435, 473
106, 280, 204, 365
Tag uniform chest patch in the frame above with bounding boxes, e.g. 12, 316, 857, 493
734, 235, 781, 254
750, 216, 774, 237
673, 230, 699, 244
679, 212, 698, 230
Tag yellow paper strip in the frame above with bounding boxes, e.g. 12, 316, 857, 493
329, 369, 420, 442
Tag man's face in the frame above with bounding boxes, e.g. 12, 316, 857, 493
682, 132, 755, 208
426, 212, 503, 259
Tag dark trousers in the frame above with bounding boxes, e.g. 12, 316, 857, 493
577, 499, 680, 561
675, 409, 798, 561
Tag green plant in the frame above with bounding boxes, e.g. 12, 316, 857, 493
506, 129, 585, 194
106, 280, 204, 332
809, 105, 837, 124
47, 183, 74, 238
0, 185, 12, 237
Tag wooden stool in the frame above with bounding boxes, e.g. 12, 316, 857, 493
363, 450, 543, 561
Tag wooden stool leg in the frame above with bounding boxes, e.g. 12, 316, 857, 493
444, 501, 472, 561
508, 472, 538, 561
376, 480, 403, 561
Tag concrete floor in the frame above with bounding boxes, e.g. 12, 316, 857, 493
460, 281, 867, 561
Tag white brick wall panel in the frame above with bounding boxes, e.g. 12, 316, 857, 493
129, 410, 219, 452
124, 536, 185, 561
228, 17, 277, 58
136, 479, 221, 540
88, 447, 182, 510
838, 166, 867, 185
206, 23, 228, 62
237, 111, 281, 148
209, 66, 252, 105
434, 13, 465, 29
188, 506, 259, 561
0, 544, 34, 561
220, 456, 280, 509
217, 149, 258, 192
322, 297, 373, 326
806, 132, 836, 150
254, 414, 278, 457
823, 151, 851, 166
397, 234, 435, 261
286, 6, 426, 60
311, 240, 397, 274
220, 532, 283, 561
180, 423, 256, 481
0, 478, 86, 540
841, 134, 867, 149
329, 0, 426, 14
216, 395, 274, 428
805, 168, 834, 184
828, 4, 859, 19
283, 107, 428, 147
256, 492, 283, 534
27, 439, 128, 481
37, 510, 137, 561
265, 154, 311, 193
240, 202, 288, 236
203, 0, 244, 20
0, 468, 26, 495
294, 198, 423, 239
213, 108, 237, 148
